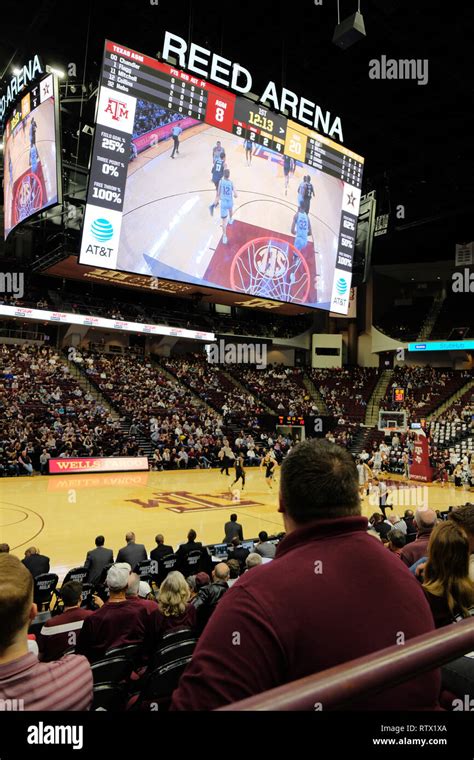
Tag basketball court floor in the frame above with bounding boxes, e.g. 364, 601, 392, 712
117, 125, 343, 308
1, 469, 471, 580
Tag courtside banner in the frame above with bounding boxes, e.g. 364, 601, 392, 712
48, 456, 149, 474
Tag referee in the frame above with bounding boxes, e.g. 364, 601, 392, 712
170, 123, 183, 158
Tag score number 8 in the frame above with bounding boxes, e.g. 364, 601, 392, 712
215, 106, 225, 123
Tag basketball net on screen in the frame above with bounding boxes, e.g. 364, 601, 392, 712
14, 173, 43, 224
230, 237, 311, 304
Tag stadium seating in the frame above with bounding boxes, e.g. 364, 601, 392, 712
308, 367, 379, 422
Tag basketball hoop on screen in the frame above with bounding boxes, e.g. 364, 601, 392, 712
14, 172, 43, 225
229, 237, 311, 304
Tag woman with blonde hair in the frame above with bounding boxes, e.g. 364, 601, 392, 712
156, 571, 197, 634
422, 521, 474, 628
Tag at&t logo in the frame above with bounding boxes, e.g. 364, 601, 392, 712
85, 218, 114, 258
91, 218, 114, 243
335, 277, 348, 296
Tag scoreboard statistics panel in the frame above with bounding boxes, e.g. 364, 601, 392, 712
80, 40, 364, 314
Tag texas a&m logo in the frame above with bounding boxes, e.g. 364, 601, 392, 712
126, 490, 264, 512
104, 97, 129, 122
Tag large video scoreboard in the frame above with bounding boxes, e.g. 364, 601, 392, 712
80, 40, 364, 314
3, 72, 62, 239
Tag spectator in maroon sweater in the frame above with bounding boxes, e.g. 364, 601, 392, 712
171, 440, 440, 711
0, 555, 92, 710
400, 509, 437, 567
38, 581, 96, 661
76, 563, 153, 663
126, 573, 158, 614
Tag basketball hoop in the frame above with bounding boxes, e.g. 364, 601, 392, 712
229, 236, 311, 304
14, 172, 43, 225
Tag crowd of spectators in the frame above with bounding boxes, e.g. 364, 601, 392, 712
132, 100, 182, 139
382, 366, 472, 419
0, 345, 141, 476
229, 365, 319, 416
309, 367, 379, 421
161, 354, 264, 420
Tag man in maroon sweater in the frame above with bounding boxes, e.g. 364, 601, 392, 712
171, 440, 440, 711
76, 563, 152, 662
38, 581, 95, 661
400, 509, 437, 567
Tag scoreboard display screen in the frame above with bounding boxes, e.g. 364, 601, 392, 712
3, 73, 61, 239
79, 41, 364, 314
393, 387, 405, 403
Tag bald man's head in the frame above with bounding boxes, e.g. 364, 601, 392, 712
213, 563, 230, 582
415, 509, 437, 531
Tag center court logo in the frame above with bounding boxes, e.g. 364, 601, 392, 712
335, 277, 348, 296
91, 218, 114, 243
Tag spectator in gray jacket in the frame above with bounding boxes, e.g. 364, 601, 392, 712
255, 531, 276, 559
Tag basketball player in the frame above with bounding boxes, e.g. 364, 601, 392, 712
289, 204, 312, 282
301, 174, 315, 213
261, 452, 276, 490
29, 116, 37, 147
30, 144, 39, 174
212, 140, 223, 163
213, 169, 237, 245
170, 123, 183, 158
209, 151, 226, 213
244, 137, 253, 166
231, 453, 246, 491
291, 204, 312, 250
283, 154, 294, 195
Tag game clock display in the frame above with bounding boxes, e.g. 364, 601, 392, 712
80, 40, 364, 314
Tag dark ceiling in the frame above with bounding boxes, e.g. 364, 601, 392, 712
0, 0, 472, 264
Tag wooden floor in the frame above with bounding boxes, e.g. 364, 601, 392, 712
1, 469, 471, 579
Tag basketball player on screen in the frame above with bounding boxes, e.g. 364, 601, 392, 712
213, 168, 237, 245
283, 154, 295, 195
290, 204, 312, 280
29, 116, 37, 148
244, 137, 253, 166
209, 151, 226, 213
212, 140, 223, 163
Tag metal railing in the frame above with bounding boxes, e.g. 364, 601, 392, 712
218, 618, 474, 711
